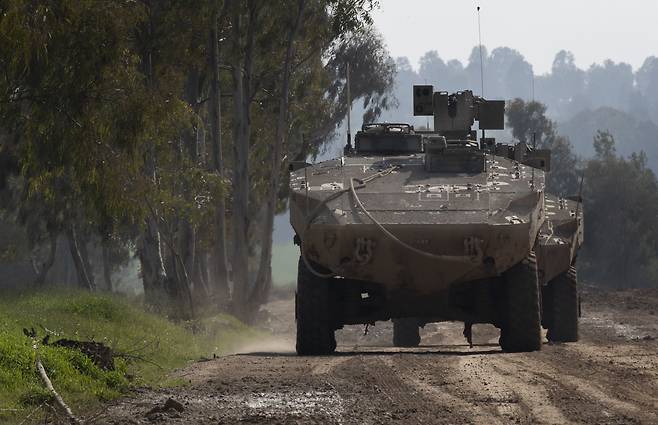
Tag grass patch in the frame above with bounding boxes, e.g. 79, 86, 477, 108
0, 290, 262, 421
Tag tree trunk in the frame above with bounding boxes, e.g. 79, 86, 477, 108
101, 241, 113, 292
180, 66, 205, 303
66, 224, 95, 291
78, 230, 95, 289
193, 250, 211, 300
168, 246, 196, 319
210, 2, 230, 300
33, 231, 58, 287
138, 216, 169, 303
180, 219, 197, 298
230, 1, 256, 320
138, 2, 169, 306
250, 0, 306, 316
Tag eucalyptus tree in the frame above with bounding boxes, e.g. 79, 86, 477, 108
0, 0, 397, 320
222, 0, 396, 320
0, 1, 215, 306
0, 0, 146, 290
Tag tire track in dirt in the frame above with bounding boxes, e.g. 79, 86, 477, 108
423, 325, 536, 423
415, 323, 621, 424
326, 354, 435, 424
502, 352, 658, 423
453, 354, 570, 425
570, 341, 658, 396
398, 324, 535, 424
486, 357, 571, 424
357, 354, 439, 423
312, 356, 350, 375
381, 354, 503, 425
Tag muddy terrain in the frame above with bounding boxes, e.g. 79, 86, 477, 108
95, 286, 658, 424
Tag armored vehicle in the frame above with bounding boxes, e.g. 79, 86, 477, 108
289, 85, 583, 354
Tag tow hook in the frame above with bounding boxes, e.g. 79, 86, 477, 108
463, 322, 473, 348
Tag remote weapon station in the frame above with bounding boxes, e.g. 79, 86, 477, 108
289, 85, 583, 354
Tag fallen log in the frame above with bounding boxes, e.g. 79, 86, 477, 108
35, 354, 80, 425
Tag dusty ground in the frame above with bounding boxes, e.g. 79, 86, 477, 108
94, 286, 658, 424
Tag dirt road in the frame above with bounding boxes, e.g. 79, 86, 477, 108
97, 287, 658, 424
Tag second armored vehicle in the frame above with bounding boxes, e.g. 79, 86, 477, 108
290, 85, 583, 354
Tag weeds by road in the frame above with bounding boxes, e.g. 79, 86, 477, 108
0, 290, 262, 423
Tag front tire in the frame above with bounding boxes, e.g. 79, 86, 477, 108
393, 318, 421, 347
296, 257, 337, 355
499, 252, 542, 352
546, 265, 579, 342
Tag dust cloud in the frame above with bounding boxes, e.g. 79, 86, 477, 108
227, 336, 295, 355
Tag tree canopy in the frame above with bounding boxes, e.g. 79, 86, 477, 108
0, 0, 396, 318
506, 99, 658, 288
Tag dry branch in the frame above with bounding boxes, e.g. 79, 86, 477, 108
35, 354, 81, 425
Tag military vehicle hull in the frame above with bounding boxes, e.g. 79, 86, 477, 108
291, 154, 551, 292
291, 88, 583, 355
291, 152, 582, 354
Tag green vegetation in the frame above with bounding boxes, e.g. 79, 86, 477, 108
581, 131, 658, 287
0, 0, 395, 322
0, 290, 260, 421
506, 99, 658, 288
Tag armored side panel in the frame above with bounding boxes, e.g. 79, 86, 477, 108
493, 143, 552, 172
423, 136, 447, 172
434, 91, 475, 132
477, 100, 505, 130
413, 85, 434, 116
355, 123, 422, 154
523, 149, 551, 171
355, 132, 422, 154
424, 138, 485, 173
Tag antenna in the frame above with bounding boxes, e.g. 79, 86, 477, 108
345, 62, 353, 154
424, 78, 430, 130
531, 131, 536, 190
531, 68, 537, 190
477, 6, 484, 97
476, 6, 486, 151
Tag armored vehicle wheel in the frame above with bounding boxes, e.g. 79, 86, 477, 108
499, 252, 542, 352
546, 266, 579, 342
295, 257, 337, 355
392, 318, 421, 347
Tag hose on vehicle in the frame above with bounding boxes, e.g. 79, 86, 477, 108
300, 166, 396, 278
300, 165, 479, 279
348, 176, 480, 262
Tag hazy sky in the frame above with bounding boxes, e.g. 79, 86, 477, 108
372, 0, 657, 75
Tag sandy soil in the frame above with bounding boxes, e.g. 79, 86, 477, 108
93, 286, 658, 424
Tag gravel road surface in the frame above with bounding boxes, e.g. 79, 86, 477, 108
96, 287, 658, 424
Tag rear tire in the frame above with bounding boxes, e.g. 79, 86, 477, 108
393, 318, 421, 347
546, 266, 579, 342
295, 257, 337, 355
499, 252, 542, 352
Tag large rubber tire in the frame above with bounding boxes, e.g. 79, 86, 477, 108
392, 318, 421, 347
499, 252, 542, 352
546, 266, 579, 342
295, 257, 337, 355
